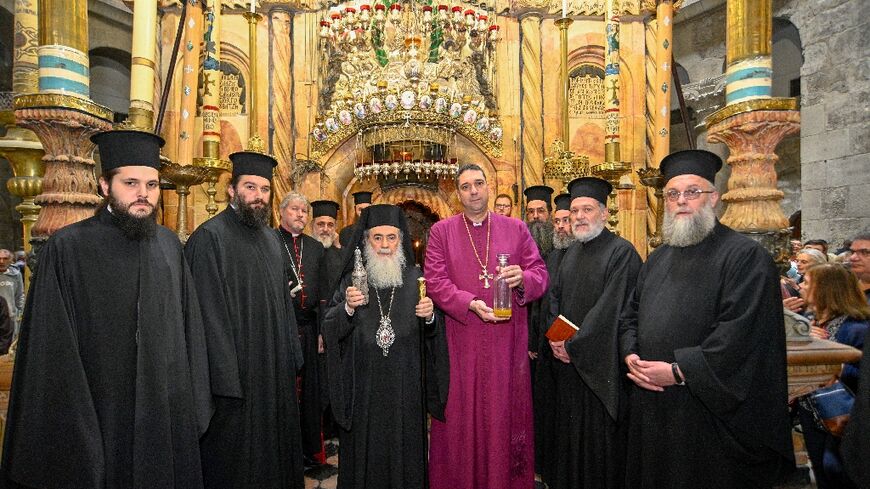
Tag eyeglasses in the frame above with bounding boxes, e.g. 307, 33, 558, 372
846, 248, 870, 258
664, 189, 714, 202
494, 203, 511, 209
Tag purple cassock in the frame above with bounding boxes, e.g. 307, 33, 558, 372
424, 211, 548, 489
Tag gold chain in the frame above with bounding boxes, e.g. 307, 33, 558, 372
462, 212, 491, 272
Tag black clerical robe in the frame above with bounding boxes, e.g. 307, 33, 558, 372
323, 265, 448, 489
2, 209, 211, 489
338, 224, 357, 249
540, 229, 641, 489
185, 207, 304, 489
842, 340, 870, 489
532, 246, 566, 473
0, 297, 12, 354
277, 229, 327, 458
619, 222, 794, 489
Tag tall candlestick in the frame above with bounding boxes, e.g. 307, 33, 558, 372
562, 0, 568, 18
201, 0, 222, 160
250, 0, 256, 14
555, 17, 573, 142
129, 0, 158, 130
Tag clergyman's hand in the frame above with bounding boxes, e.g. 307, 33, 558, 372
633, 358, 678, 388
549, 340, 570, 364
469, 299, 506, 323
416, 296, 434, 320
346, 286, 365, 311
318, 334, 325, 354
496, 264, 525, 289
625, 354, 665, 392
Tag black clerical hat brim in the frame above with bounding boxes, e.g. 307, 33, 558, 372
352, 191, 373, 205
523, 185, 554, 207
554, 194, 572, 211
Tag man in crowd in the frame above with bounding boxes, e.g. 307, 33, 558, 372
339, 191, 373, 247
524, 185, 554, 259
276, 192, 329, 467
311, 199, 345, 295
13, 251, 26, 275
846, 232, 870, 302
2, 129, 211, 489
323, 204, 447, 489
185, 150, 305, 489
541, 177, 641, 489
0, 249, 24, 337
619, 150, 794, 489
494, 193, 514, 217
425, 163, 548, 489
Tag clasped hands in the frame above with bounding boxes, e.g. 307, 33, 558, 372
345, 286, 434, 321
624, 353, 682, 392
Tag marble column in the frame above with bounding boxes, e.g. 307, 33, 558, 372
270, 8, 295, 204
15, 0, 113, 255
519, 11, 544, 188
706, 0, 799, 265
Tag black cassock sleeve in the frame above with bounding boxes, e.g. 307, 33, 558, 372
184, 228, 244, 399
2, 239, 106, 489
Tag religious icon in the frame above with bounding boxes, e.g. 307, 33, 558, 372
476, 117, 490, 132
400, 90, 416, 110
463, 109, 478, 124
339, 110, 353, 126
369, 97, 383, 114
489, 126, 503, 142
325, 117, 340, 133
385, 94, 399, 111
449, 102, 463, 118
435, 97, 448, 114
419, 94, 432, 110
354, 102, 367, 119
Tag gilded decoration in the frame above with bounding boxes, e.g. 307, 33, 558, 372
312, 1, 504, 159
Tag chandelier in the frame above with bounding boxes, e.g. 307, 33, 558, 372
311, 1, 503, 162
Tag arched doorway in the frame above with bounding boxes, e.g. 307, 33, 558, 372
396, 201, 440, 267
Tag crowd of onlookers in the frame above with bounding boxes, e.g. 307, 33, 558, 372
0, 249, 26, 355
781, 234, 870, 489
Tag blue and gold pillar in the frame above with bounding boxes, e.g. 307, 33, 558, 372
724, 0, 772, 104
37, 0, 90, 98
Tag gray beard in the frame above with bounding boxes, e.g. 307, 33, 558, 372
364, 242, 405, 289
572, 220, 605, 243
552, 231, 575, 250
662, 204, 716, 248
316, 233, 335, 249
528, 220, 554, 256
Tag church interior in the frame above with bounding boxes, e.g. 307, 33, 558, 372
0, 0, 867, 487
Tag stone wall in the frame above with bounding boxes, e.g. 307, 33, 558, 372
778, 0, 870, 245
672, 0, 868, 245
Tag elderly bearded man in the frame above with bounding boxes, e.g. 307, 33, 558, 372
186, 151, 305, 489
323, 204, 447, 489
619, 150, 793, 489
425, 163, 548, 489
539, 178, 641, 489
2, 130, 211, 489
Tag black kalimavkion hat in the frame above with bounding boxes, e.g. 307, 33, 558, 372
567, 177, 612, 206
229, 151, 278, 180
311, 200, 340, 219
352, 191, 373, 205
523, 185, 554, 209
660, 149, 723, 184
554, 193, 572, 212
91, 129, 165, 172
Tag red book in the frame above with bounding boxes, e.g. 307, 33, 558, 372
545, 314, 579, 342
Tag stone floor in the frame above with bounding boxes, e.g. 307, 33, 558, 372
304, 438, 815, 489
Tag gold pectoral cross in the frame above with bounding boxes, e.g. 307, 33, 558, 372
479, 267, 493, 289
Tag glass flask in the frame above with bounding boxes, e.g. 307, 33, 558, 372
493, 253, 512, 319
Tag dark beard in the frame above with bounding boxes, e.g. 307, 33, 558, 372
232, 193, 270, 228
107, 194, 157, 241
527, 220, 554, 256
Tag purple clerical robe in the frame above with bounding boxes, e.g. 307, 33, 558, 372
425, 212, 548, 489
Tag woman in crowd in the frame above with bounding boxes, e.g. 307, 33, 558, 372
796, 263, 868, 489
783, 248, 828, 314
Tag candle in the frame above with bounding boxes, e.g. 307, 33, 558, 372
250, 0, 255, 13
562, 0, 567, 18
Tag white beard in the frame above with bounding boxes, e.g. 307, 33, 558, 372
572, 219, 605, 243
552, 231, 575, 250
364, 242, 405, 289
317, 233, 335, 249
662, 204, 716, 248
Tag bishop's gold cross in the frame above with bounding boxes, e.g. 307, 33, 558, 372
479, 267, 493, 289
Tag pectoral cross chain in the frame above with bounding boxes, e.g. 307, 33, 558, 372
479, 267, 493, 289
